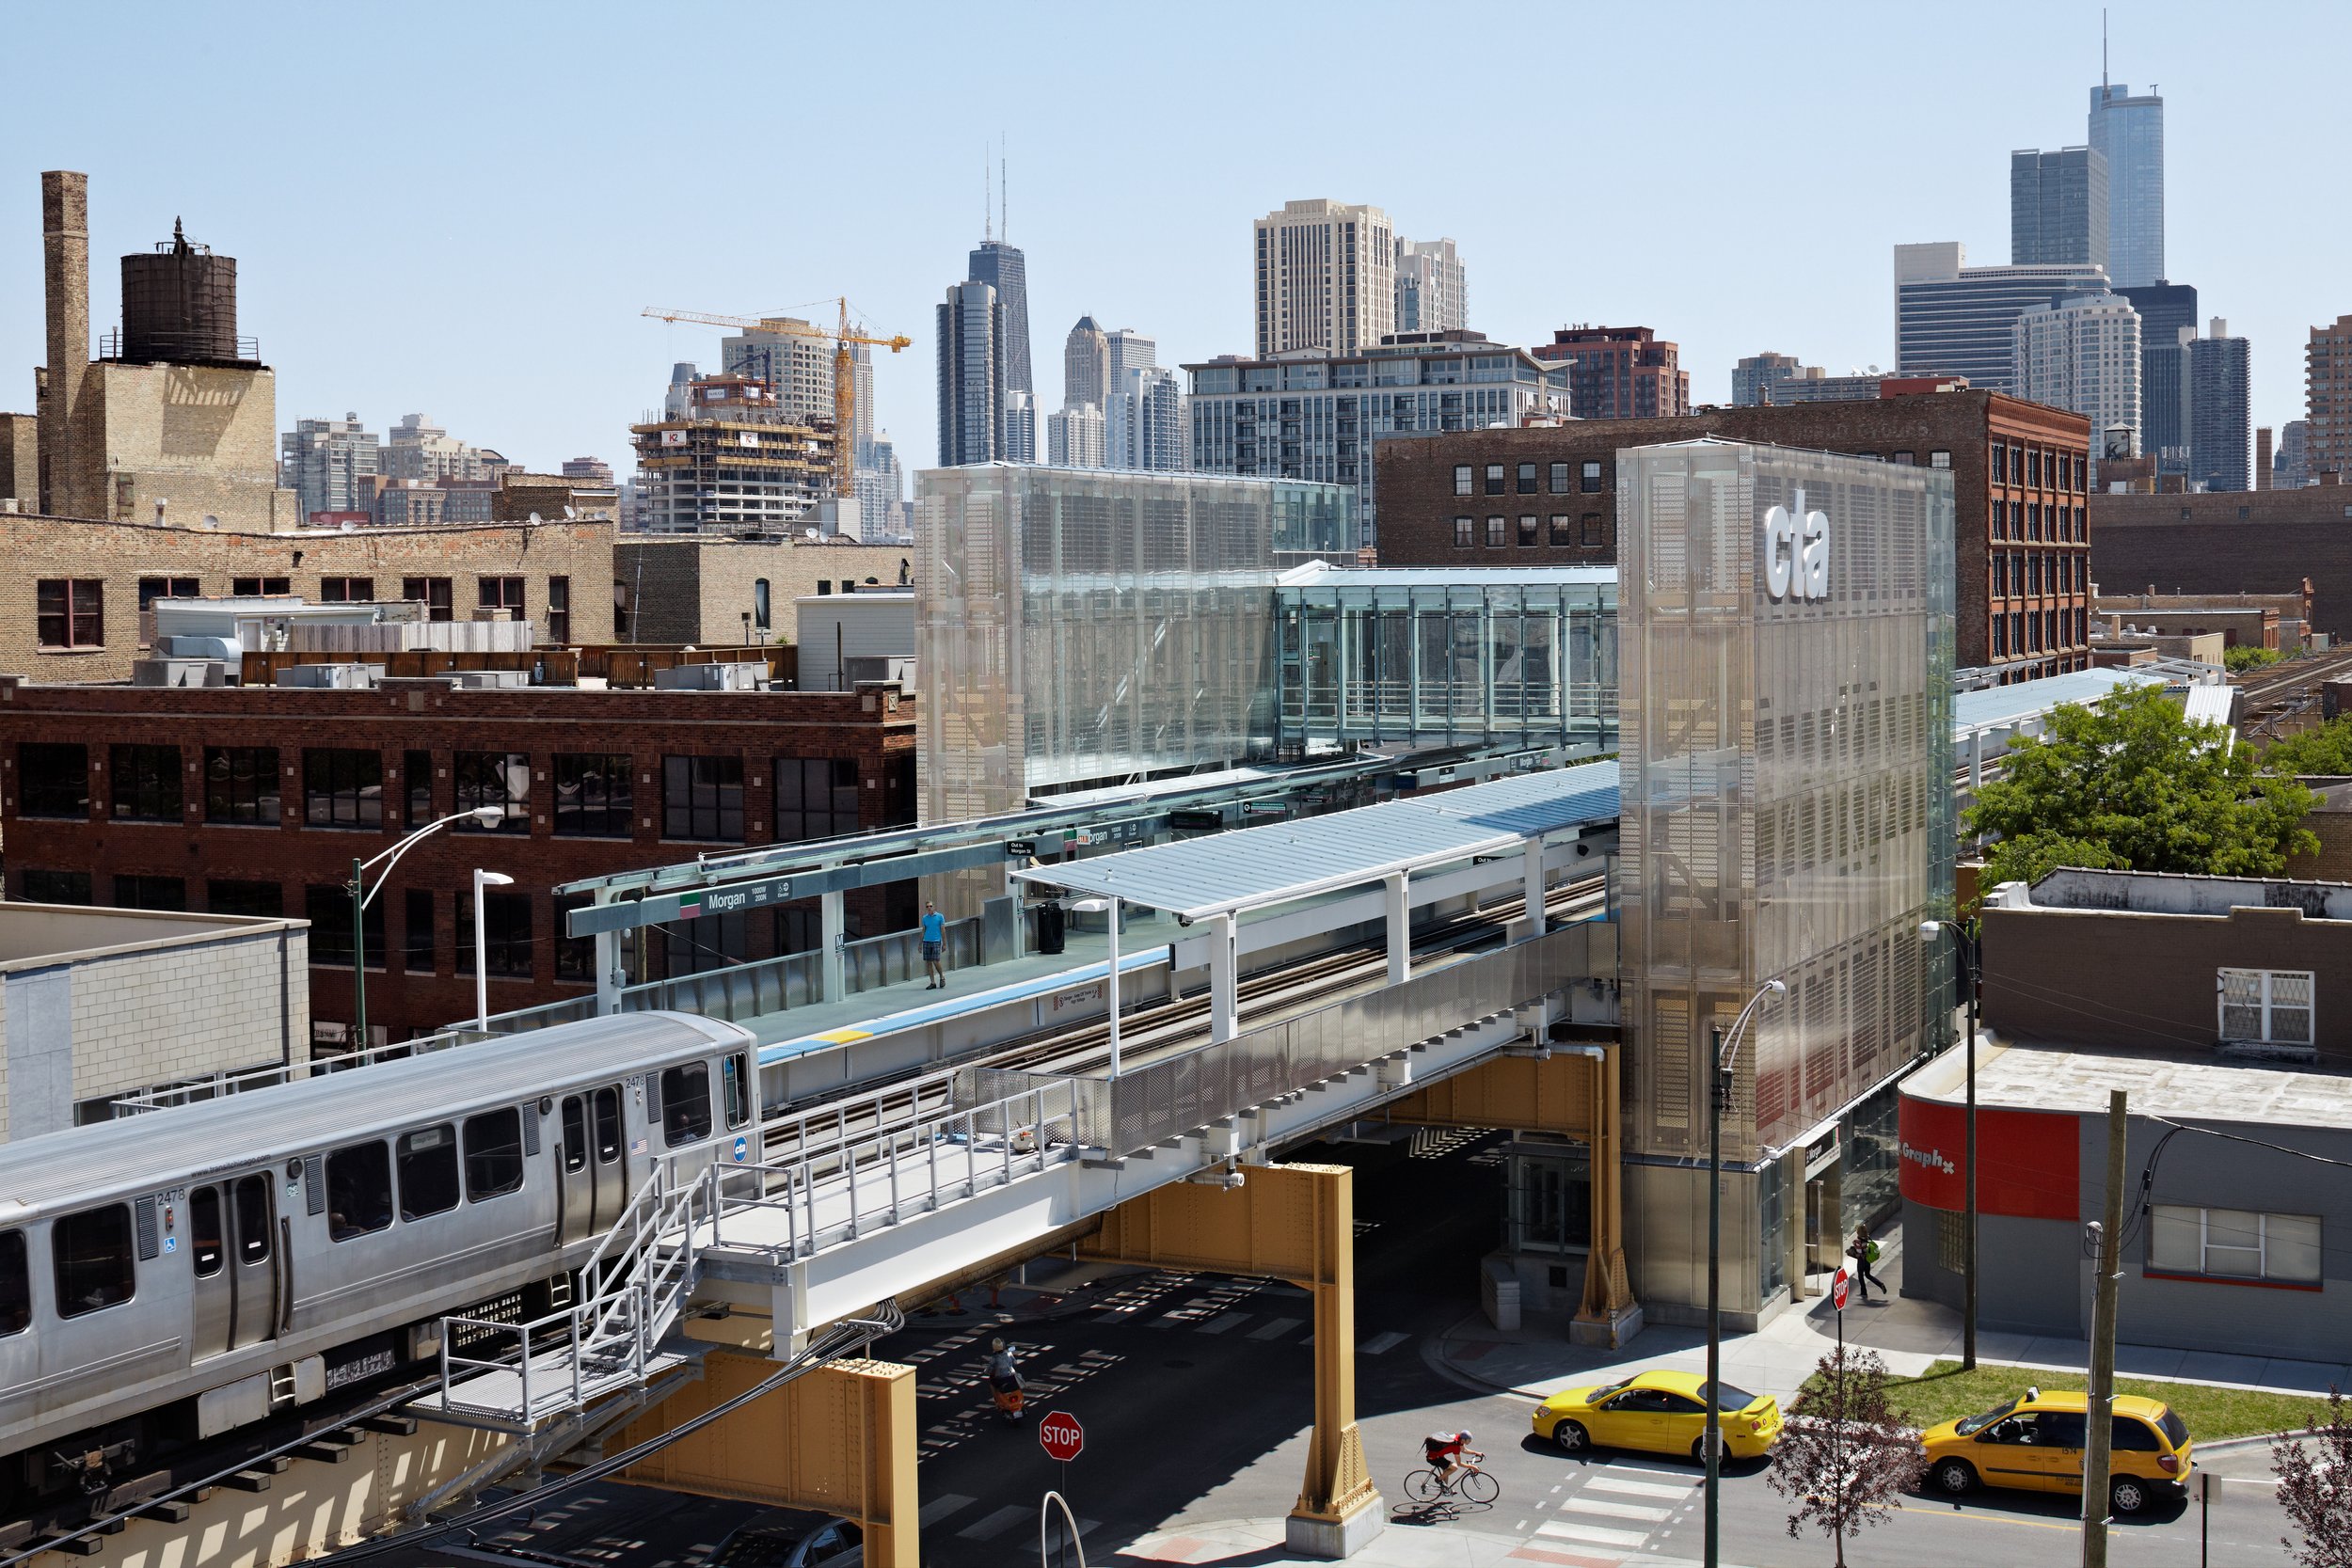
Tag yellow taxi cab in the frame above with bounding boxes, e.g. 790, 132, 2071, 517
1919, 1386, 2193, 1514
1533, 1369, 1784, 1462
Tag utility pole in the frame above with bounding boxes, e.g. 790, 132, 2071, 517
2081, 1088, 2127, 1568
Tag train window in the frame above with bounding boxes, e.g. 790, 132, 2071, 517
561, 1097, 588, 1174
233, 1177, 270, 1263
326, 1143, 393, 1241
397, 1125, 461, 1220
464, 1110, 525, 1201
723, 1053, 751, 1131
54, 1204, 135, 1316
0, 1231, 28, 1335
593, 1087, 621, 1164
189, 1187, 225, 1277
660, 1064, 712, 1148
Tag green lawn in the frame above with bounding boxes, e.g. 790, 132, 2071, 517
1866, 1360, 2338, 1442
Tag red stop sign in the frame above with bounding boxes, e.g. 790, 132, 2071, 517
1831, 1268, 1852, 1311
1039, 1411, 1084, 1462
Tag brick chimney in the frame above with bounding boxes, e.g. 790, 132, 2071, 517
39, 171, 88, 518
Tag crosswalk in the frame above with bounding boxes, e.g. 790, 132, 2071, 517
912, 1493, 1102, 1543
1517, 1458, 1702, 1561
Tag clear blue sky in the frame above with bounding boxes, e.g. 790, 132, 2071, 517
4, 1, 2343, 478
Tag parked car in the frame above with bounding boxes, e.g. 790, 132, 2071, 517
1918, 1386, 2193, 1513
1533, 1369, 1784, 1461
705, 1508, 864, 1568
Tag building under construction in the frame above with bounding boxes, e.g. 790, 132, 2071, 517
628, 373, 836, 535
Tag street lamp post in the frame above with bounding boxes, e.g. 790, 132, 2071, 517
348, 807, 502, 1053
1705, 976, 1786, 1568
1921, 918, 1982, 1370
1067, 896, 1123, 1077
474, 868, 516, 1030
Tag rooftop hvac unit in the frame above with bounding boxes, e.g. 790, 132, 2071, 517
653, 661, 767, 692
274, 662, 383, 689
131, 658, 235, 688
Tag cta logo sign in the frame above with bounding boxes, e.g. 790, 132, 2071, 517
1763, 486, 1830, 602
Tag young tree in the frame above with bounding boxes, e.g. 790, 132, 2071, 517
1966, 685, 2316, 891
2273, 1387, 2352, 1568
1768, 1345, 1924, 1568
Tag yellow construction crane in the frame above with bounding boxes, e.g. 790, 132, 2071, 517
641, 300, 911, 499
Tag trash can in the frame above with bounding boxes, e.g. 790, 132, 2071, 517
1035, 899, 1067, 956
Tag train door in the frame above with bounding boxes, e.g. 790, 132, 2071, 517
590, 1085, 628, 1231
189, 1176, 280, 1361
187, 1186, 231, 1361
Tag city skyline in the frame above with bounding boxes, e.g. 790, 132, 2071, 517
0, 3, 2340, 476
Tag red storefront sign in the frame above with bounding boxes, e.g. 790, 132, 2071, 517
1897, 1092, 2079, 1221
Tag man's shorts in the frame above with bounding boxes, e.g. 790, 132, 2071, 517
923, 940, 943, 960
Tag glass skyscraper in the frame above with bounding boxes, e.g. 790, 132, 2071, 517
2090, 85, 2165, 290
966, 241, 1034, 440
2118, 281, 2197, 471
1894, 243, 2107, 393
2010, 147, 2108, 272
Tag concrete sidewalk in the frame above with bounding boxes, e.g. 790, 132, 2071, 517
1111, 1514, 1772, 1567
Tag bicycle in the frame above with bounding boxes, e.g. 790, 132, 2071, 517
1405, 1457, 1499, 1506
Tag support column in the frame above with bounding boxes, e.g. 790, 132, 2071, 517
821, 889, 847, 1003
1208, 911, 1238, 1043
595, 927, 622, 1015
1288, 1164, 1382, 1559
1573, 1042, 1640, 1347
1520, 835, 1546, 942
1383, 873, 1409, 986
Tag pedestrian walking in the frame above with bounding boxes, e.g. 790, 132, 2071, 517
1849, 1222, 1888, 1301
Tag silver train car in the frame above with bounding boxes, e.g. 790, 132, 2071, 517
0, 1010, 758, 1513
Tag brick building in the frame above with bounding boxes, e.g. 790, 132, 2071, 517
1373, 388, 2093, 678
0, 675, 917, 1048
2091, 486, 2352, 640
614, 536, 913, 646
1532, 325, 1691, 420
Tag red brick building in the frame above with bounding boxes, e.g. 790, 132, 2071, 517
1372, 388, 2093, 679
1533, 325, 1691, 420
2090, 485, 2352, 640
0, 676, 917, 1048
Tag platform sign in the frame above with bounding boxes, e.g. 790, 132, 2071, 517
1007, 840, 1038, 858
1039, 1411, 1084, 1462
1831, 1267, 1851, 1312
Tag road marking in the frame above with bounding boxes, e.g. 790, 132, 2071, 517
917, 1494, 974, 1526
1601, 1459, 1690, 1479
1584, 1475, 1692, 1500
1361, 1330, 1410, 1355
1195, 1312, 1249, 1335
1908, 1504, 2086, 1534
1534, 1518, 1652, 1548
956, 1505, 1028, 1540
1560, 1497, 1673, 1522
1248, 1316, 1304, 1340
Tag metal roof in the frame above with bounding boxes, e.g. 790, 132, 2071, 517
1013, 760, 1620, 920
1951, 667, 2161, 736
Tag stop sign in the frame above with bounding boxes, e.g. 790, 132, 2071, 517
1831, 1268, 1852, 1311
1039, 1411, 1084, 1462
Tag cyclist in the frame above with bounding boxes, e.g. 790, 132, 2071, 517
1423, 1429, 1480, 1491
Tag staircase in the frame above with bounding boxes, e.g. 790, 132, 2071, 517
426, 1161, 710, 1433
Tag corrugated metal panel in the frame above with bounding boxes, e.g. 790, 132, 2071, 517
1950, 667, 2159, 735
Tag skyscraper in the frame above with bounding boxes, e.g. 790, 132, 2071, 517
722, 322, 833, 420
2089, 82, 2166, 289
1731, 352, 1808, 406
1062, 315, 1108, 411
2012, 293, 2142, 468
1104, 328, 1155, 384
2189, 319, 2251, 493
1895, 242, 2108, 393
1534, 325, 1688, 419
1005, 390, 1037, 467
2276, 420, 2311, 489
2309, 314, 2352, 483
2115, 281, 2197, 470
1047, 403, 1105, 467
1252, 199, 1394, 357
936, 279, 1005, 467
1394, 237, 1467, 334
2010, 147, 2109, 271
966, 238, 1033, 408
279, 413, 378, 523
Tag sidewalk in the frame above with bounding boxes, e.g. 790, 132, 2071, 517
1112, 1515, 1769, 1567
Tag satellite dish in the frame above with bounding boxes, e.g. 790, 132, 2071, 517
563, 505, 578, 519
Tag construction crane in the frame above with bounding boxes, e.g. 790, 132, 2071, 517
641, 300, 911, 499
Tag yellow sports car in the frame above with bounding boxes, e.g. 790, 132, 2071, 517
1533, 1369, 1784, 1461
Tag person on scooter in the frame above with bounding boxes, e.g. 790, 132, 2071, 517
985, 1338, 1024, 1416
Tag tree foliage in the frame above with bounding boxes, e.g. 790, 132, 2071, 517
1966, 686, 2316, 891
2274, 1387, 2352, 1568
2224, 643, 2285, 673
1769, 1345, 1925, 1568
2261, 718, 2352, 779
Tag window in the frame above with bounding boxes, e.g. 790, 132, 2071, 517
1992, 445, 2008, 483
555, 891, 594, 982
204, 747, 280, 823
1994, 555, 2009, 596
402, 577, 453, 622
456, 891, 533, 979
1581, 460, 1603, 493
1581, 514, 1603, 547
548, 576, 572, 643
0, 1231, 28, 1335
553, 753, 632, 837
1516, 515, 1538, 546
561, 1098, 588, 1173
453, 752, 530, 832
113, 875, 185, 911
37, 579, 103, 649
305, 748, 383, 829
1549, 461, 1570, 494
1516, 462, 1538, 494
1930, 450, 1952, 469
663, 754, 743, 841
208, 879, 282, 918
776, 757, 860, 843
53, 1204, 135, 1316
231, 576, 292, 597
594, 1086, 622, 1164
477, 577, 525, 618
110, 744, 182, 821
326, 1142, 392, 1241
463, 1109, 525, 1201
2150, 1206, 2322, 1284
1893, 450, 1915, 466
1485, 516, 1505, 547
661, 1063, 712, 1147
137, 576, 200, 611
1452, 516, 1473, 548
189, 1187, 225, 1277
397, 1125, 461, 1220
723, 1052, 752, 1130
19, 869, 90, 905
405, 749, 433, 827
1453, 464, 1473, 497
1483, 464, 1504, 495
405, 888, 436, 974
318, 577, 374, 604
2218, 968, 2312, 1044
1549, 515, 1572, 546
233, 1178, 270, 1264
307, 884, 384, 970
18, 742, 89, 817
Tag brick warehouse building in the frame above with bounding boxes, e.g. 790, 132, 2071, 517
1374, 388, 2093, 679
2090, 486, 2352, 641
0, 676, 916, 1049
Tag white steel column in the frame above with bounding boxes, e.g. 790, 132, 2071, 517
596, 928, 621, 1015
1208, 912, 1239, 1043
1523, 835, 1547, 937
1383, 873, 1410, 985
821, 890, 848, 1002
1105, 896, 1123, 1077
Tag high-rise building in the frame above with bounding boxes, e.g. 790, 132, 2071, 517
1895, 242, 2108, 392
2309, 314, 2352, 483
1534, 326, 1690, 420
2114, 281, 2197, 472
1062, 315, 1108, 410
2013, 293, 2142, 471
2276, 419, 2311, 489
853, 431, 908, 538
1252, 199, 1394, 358
560, 455, 614, 486
629, 373, 834, 534
722, 323, 833, 420
1105, 367, 1186, 472
380, 414, 506, 483
1047, 403, 1105, 467
2189, 319, 2252, 493
2089, 82, 2166, 289
966, 239, 1033, 403
2010, 147, 2109, 271
1731, 352, 1808, 406
1394, 237, 1466, 334
2256, 426, 2275, 490
280, 413, 379, 523
935, 280, 1005, 467
1005, 389, 1037, 466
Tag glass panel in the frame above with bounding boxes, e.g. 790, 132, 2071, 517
233, 1176, 271, 1263
189, 1187, 224, 1277
661, 1064, 712, 1147
0, 1232, 25, 1335
2265, 1213, 2323, 1282
54, 1205, 135, 1315
397, 1125, 461, 1219
2148, 1206, 2201, 1272
2202, 1208, 2264, 1276
464, 1110, 525, 1200
326, 1143, 393, 1240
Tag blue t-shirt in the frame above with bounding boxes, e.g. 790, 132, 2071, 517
921, 911, 946, 942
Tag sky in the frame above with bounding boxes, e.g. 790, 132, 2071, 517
3, 1, 2344, 481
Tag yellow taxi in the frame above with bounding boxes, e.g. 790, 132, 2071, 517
1920, 1386, 2193, 1514
1533, 1369, 1784, 1461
